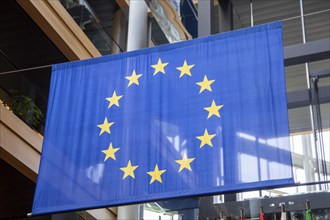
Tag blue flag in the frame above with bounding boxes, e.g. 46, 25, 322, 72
32, 22, 293, 214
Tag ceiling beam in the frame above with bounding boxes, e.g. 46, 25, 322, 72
17, 0, 101, 61
287, 84, 330, 109
284, 38, 330, 66
0, 103, 41, 182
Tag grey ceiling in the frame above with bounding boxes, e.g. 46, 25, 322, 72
0, 0, 68, 96
0, 0, 67, 71
232, 0, 330, 46
230, 0, 330, 132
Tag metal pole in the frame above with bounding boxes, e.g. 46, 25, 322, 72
299, 0, 321, 189
0, 64, 52, 75
250, 0, 254, 27
312, 76, 329, 188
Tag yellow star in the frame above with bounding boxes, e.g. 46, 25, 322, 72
151, 58, 168, 75
204, 100, 224, 119
106, 91, 123, 108
196, 129, 216, 148
196, 75, 215, 93
120, 160, 139, 179
175, 155, 195, 172
147, 164, 166, 184
102, 142, 119, 161
97, 117, 114, 136
176, 60, 195, 78
125, 70, 142, 87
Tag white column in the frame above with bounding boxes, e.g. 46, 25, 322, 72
126, 0, 148, 51
117, 204, 143, 219
118, 1, 148, 219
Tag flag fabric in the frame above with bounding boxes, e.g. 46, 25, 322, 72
260, 212, 265, 220
32, 22, 293, 214
305, 209, 312, 220
240, 208, 245, 220
260, 205, 265, 220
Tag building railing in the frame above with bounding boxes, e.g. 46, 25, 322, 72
0, 72, 47, 135
59, 0, 123, 55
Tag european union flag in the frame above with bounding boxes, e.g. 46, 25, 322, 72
32, 22, 294, 214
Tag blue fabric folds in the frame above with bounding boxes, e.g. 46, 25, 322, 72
32, 22, 293, 214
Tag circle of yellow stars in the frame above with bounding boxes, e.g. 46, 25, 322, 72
96, 58, 224, 184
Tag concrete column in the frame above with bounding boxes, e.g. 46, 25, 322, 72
224, 193, 236, 202
118, 1, 149, 219
111, 9, 128, 53
217, 0, 235, 205
117, 204, 143, 219
198, 0, 212, 37
126, 0, 148, 51
198, 0, 233, 36
218, 0, 233, 32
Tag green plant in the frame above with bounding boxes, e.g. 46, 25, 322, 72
10, 95, 43, 128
